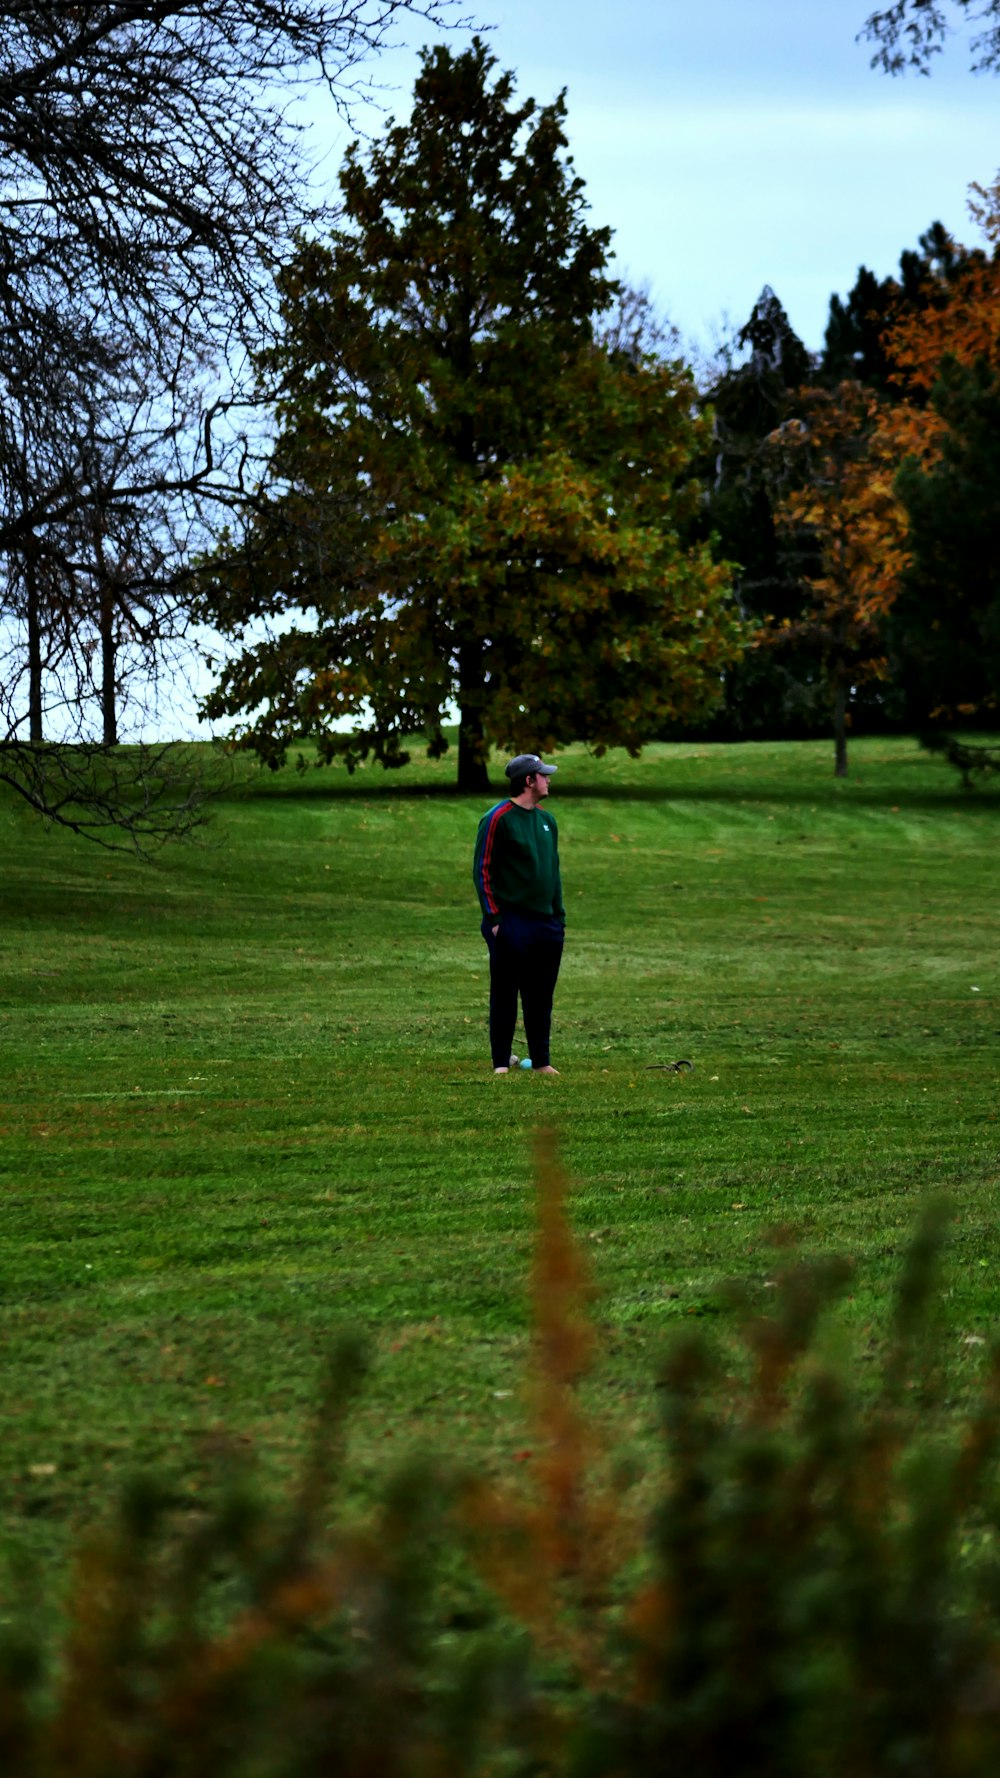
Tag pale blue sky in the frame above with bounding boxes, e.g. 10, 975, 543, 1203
306, 0, 1000, 356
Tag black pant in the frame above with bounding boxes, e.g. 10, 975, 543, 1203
481, 910, 564, 1068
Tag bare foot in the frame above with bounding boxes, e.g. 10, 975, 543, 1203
493, 1066, 510, 1074
535, 1064, 559, 1075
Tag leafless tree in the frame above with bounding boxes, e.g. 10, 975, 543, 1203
596, 283, 681, 365
0, 0, 463, 845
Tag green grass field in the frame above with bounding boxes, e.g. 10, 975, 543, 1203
1, 735, 998, 1633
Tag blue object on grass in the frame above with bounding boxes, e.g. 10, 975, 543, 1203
520, 1057, 533, 1070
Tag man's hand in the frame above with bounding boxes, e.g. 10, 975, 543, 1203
491, 924, 499, 936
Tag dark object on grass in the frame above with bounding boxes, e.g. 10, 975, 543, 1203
920, 731, 1000, 787
644, 1058, 695, 1072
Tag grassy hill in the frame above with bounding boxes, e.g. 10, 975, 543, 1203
1, 735, 998, 1632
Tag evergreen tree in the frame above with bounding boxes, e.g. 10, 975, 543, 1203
822, 224, 975, 394
699, 289, 823, 738
823, 266, 896, 392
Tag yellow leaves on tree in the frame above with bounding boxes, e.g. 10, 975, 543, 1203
779, 386, 908, 630
762, 381, 910, 776
756, 192, 1000, 775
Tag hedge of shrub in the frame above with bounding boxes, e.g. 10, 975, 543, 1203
4, 1137, 1000, 1777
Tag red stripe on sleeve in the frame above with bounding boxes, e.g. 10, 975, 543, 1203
481, 802, 512, 915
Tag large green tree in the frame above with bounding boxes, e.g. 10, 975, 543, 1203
200, 40, 739, 790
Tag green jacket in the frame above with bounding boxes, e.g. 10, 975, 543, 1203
473, 800, 565, 923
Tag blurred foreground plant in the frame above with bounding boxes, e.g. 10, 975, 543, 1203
4, 1146, 1000, 1776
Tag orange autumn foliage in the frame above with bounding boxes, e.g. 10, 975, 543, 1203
769, 381, 910, 655
459, 1128, 639, 1689
882, 205, 1000, 473
889, 241, 1000, 399
759, 195, 1000, 772
760, 381, 910, 773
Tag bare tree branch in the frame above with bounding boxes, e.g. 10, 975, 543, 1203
862, 1, 1000, 74
0, 0, 468, 841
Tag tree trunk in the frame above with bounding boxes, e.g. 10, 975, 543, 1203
457, 639, 490, 794
833, 674, 848, 779
100, 583, 118, 746
25, 552, 43, 744
457, 707, 490, 794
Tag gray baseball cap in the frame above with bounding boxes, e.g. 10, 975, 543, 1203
505, 753, 557, 779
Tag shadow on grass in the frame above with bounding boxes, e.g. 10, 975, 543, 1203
218, 772, 1000, 816
558, 783, 1000, 814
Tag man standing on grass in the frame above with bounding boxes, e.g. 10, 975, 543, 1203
472, 754, 565, 1076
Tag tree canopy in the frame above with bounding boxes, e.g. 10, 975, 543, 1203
201, 40, 740, 790
759, 383, 909, 777
702, 209, 1000, 767
697, 290, 831, 742
821, 223, 968, 393
893, 357, 1000, 724
874, 191, 1000, 731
